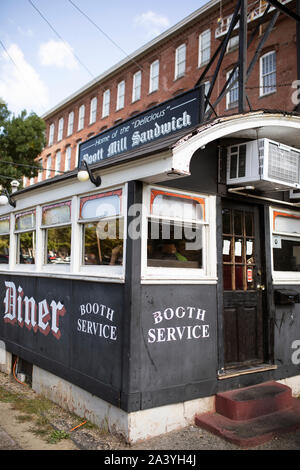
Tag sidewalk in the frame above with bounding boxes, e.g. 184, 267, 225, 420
0, 426, 21, 450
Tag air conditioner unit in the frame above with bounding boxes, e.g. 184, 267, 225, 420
226, 138, 300, 191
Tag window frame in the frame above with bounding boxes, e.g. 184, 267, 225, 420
55, 150, 61, 176
199, 29, 211, 67
41, 200, 72, 273
141, 184, 217, 283
89, 97, 97, 124
260, 51, 276, 97
78, 104, 85, 131
116, 80, 125, 111
57, 117, 64, 142
102, 89, 110, 118
149, 60, 159, 93
67, 111, 74, 136
132, 71, 142, 103
0, 216, 10, 267
226, 68, 239, 109
175, 44, 186, 80
78, 186, 126, 278
271, 207, 300, 283
15, 210, 36, 268
48, 123, 55, 146
65, 145, 72, 172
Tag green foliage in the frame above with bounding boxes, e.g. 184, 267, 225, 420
0, 102, 45, 190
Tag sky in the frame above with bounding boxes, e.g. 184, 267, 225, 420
0, 0, 209, 117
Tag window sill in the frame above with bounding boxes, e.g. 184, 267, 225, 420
0, 267, 125, 283
259, 90, 276, 99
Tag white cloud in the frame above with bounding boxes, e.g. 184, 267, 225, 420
38, 40, 78, 70
0, 43, 49, 115
134, 11, 170, 38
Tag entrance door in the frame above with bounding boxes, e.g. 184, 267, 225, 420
222, 202, 264, 368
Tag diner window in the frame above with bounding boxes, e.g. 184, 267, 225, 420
79, 190, 123, 267
175, 44, 186, 79
146, 189, 207, 271
42, 202, 72, 265
0, 217, 10, 264
272, 210, 300, 273
15, 211, 36, 265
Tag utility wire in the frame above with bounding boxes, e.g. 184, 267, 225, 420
0, 38, 48, 113
0, 159, 68, 174
67, 0, 145, 73
28, 0, 94, 79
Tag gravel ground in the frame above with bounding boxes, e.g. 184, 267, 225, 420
0, 371, 299, 451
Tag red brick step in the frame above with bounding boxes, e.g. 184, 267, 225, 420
195, 381, 300, 448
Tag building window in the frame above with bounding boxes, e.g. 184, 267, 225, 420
67, 111, 74, 136
55, 150, 61, 176
15, 210, 36, 265
175, 44, 186, 79
226, 68, 239, 109
75, 139, 82, 167
149, 60, 159, 93
272, 209, 300, 273
57, 117, 64, 142
199, 30, 211, 67
0, 217, 10, 264
37, 159, 43, 182
102, 89, 110, 118
132, 71, 142, 103
79, 190, 124, 267
65, 145, 72, 171
42, 202, 72, 265
227, 35, 239, 53
260, 51, 276, 96
48, 123, 54, 146
46, 155, 52, 179
78, 104, 85, 130
90, 97, 97, 124
116, 81, 125, 110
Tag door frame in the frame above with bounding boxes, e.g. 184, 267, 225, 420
216, 196, 274, 375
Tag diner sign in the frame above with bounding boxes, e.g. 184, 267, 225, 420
78, 87, 202, 167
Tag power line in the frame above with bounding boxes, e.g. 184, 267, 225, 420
67, 0, 145, 73
0, 38, 48, 114
0, 160, 68, 174
27, 0, 94, 79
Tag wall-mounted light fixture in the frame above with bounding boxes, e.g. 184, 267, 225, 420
0, 188, 16, 208
77, 160, 101, 187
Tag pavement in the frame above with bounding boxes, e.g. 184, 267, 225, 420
0, 427, 21, 450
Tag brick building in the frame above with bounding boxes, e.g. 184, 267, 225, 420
26, 0, 297, 186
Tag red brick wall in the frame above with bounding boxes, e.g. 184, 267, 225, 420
31, 0, 298, 186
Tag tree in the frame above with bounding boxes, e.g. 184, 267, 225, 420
0, 101, 46, 190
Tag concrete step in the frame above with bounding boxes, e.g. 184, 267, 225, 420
215, 381, 292, 421
195, 381, 300, 448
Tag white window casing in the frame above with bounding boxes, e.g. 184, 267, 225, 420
149, 60, 160, 93
102, 89, 110, 117
132, 71, 142, 102
90, 97, 97, 124
175, 44, 186, 79
226, 68, 239, 109
48, 123, 55, 146
57, 118, 64, 142
199, 29, 211, 67
260, 51, 276, 97
67, 111, 74, 136
78, 104, 85, 130
116, 80, 125, 110
65, 146, 72, 172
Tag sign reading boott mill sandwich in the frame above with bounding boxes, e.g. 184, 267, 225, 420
78, 87, 203, 167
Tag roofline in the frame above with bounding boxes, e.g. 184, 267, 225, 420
41, 0, 221, 120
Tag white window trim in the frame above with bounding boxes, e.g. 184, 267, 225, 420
198, 29, 211, 67
260, 51, 276, 97
89, 97, 97, 124
141, 184, 217, 284
48, 123, 54, 146
57, 118, 64, 142
78, 105, 85, 131
65, 146, 72, 171
102, 89, 110, 118
226, 68, 239, 109
55, 151, 61, 176
67, 111, 74, 136
116, 80, 125, 110
175, 44, 186, 80
132, 71, 142, 103
14, 210, 36, 270
270, 206, 300, 284
149, 60, 159, 93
